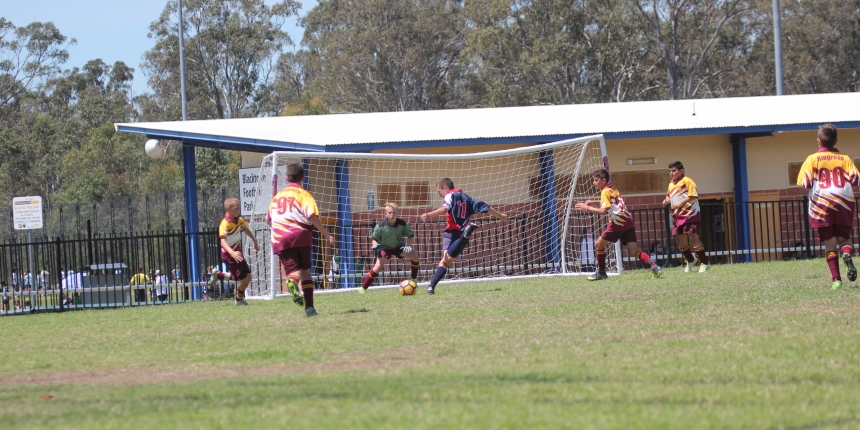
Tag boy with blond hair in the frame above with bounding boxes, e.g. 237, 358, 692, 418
210, 197, 259, 306
359, 202, 420, 293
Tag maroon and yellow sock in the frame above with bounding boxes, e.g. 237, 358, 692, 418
637, 250, 656, 268
217, 272, 235, 281
680, 247, 695, 264
302, 280, 314, 308
692, 245, 709, 265
236, 288, 245, 301
840, 244, 853, 256
410, 262, 420, 280
596, 249, 607, 273
826, 251, 841, 281
361, 270, 378, 290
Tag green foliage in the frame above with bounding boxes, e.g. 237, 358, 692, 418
2, 260, 860, 428
301, 0, 468, 112
280, 96, 329, 116
142, 0, 300, 119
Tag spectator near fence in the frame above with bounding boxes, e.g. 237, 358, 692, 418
11, 270, 18, 292
172, 264, 182, 284
154, 270, 169, 302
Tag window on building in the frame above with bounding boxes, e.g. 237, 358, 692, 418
376, 182, 431, 207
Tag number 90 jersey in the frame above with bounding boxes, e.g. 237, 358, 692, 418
267, 184, 320, 252
443, 188, 490, 231
797, 148, 860, 228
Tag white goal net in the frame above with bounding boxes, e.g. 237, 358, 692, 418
245, 134, 621, 298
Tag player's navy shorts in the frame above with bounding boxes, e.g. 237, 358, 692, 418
817, 224, 852, 241
601, 226, 637, 245
223, 255, 251, 280
672, 222, 701, 236
278, 246, 312, 275
443, 229, 463, 253
377, 247, 407, 259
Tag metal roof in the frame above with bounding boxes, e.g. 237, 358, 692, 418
115, 92, 860, 152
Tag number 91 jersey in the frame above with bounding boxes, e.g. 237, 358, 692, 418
797, 148, 860, 228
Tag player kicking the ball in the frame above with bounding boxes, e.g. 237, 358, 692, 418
576, 169, 662, 280
420, 178, 508, 295
210, 198, 259, 306
358, 202, 420, 293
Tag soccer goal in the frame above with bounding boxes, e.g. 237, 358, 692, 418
246, 134, 622, 299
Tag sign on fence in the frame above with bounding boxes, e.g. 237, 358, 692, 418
12, 196, 43, 230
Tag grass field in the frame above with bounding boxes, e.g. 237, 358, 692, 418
2, 259, 860, 429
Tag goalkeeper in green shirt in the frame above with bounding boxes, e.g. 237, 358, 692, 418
358, 203, 420, 293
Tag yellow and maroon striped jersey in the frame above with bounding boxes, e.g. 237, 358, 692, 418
268, 183, 320, 253
599, 186, 634, 228
797, 147, 860, 228
667, 176, 701, 226
218, 215, 248, 259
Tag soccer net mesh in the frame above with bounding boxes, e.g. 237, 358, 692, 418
246, 134, 620, 298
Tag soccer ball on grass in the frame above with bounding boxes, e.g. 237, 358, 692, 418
399, 279, 417, 296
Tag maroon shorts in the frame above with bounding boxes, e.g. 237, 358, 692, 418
601, 226, 637, 245
278, 246, 312, 275
817, 224, 852, 241
223, 256, 251, 281
377, 247, 405, 259
672, 222, 701, 236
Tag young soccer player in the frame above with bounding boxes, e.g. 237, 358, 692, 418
359, 202, 420, 293
797, 124, 860, 290
209, 198, 259, 306
420, 178, 508, 295
662, 161, 711, 273
267, 163, 335, 316
575, 169, 663, 280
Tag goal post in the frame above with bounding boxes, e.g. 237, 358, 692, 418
245, 134, 620, 299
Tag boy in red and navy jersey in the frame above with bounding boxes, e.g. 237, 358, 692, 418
420, 178, 508, 295
797, 124, 860, 290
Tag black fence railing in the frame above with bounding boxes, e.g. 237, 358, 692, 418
1, 197, 846, 314
0, 225, 222, 316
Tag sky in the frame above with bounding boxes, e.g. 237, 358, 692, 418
4, 0, 312, 97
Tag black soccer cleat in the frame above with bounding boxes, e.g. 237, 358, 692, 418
463, 223, 480, 239
427, 286, 435, 295
843, 253, 857, 282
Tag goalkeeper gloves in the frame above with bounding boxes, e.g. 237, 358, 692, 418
401, 245, 413, 253
371, 243, 383, 252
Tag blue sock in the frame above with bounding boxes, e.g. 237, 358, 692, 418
429, 267, 448, 288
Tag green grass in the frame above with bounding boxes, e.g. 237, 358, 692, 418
2, 259, 860, 429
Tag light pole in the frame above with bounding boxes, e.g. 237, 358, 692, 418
773, 0, 784, 95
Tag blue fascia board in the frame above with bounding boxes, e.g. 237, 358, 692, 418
118, 121, 860, 153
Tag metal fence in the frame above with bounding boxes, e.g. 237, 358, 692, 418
0, 196, 847, 316
0, 188, 234, 242
0, 227, 222, 316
